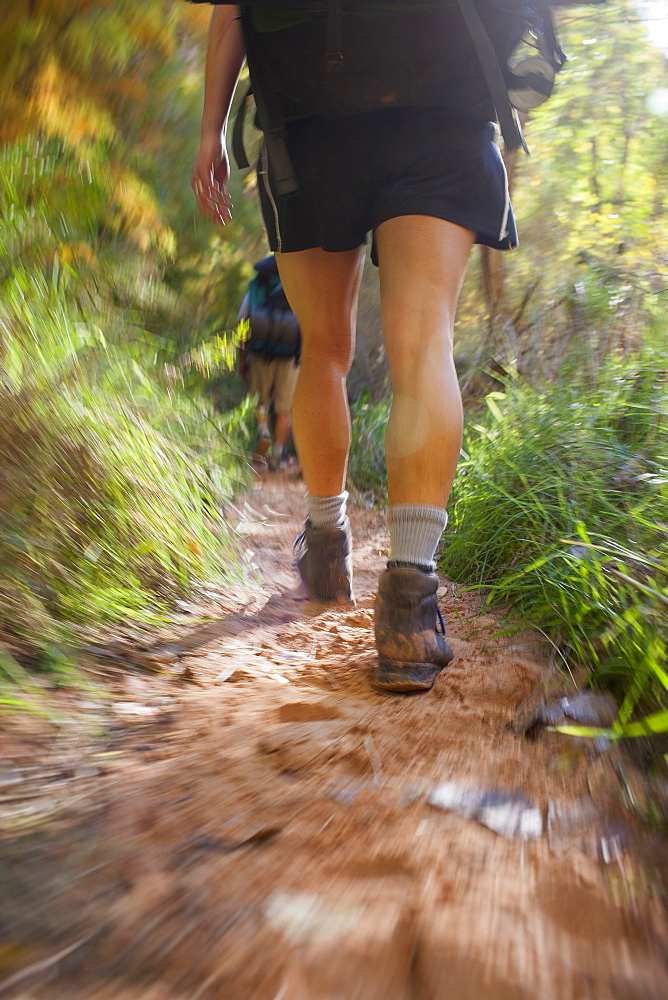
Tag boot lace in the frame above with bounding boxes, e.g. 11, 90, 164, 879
436, 605, 446, 636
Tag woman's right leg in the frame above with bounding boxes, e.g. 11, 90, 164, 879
275, 246, 366, 602
275, 247, 366, 497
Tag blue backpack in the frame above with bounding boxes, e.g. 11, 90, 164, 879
246, 263, 301, 360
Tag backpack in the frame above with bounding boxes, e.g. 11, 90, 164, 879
221, 0, 605, 194
245, 260, 301, 359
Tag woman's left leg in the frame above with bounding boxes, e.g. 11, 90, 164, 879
372, 214, 474, 691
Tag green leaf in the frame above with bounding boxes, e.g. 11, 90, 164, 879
485, 395, 504, 423
615, 711, 668, 738
647, 657, 668, 692
549, 725, 617, 739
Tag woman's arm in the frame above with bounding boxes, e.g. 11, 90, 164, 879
191, 5, 246, 225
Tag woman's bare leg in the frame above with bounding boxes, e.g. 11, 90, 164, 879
372, 216, 474, 692
275, 247, 366, 497
375, 216, 474, 508
274, 247, 365, 603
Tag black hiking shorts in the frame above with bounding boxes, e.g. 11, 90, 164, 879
257, 107, 518, 263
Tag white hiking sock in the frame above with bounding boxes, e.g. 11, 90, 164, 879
387, 504, 448, 572
306, 491, 348, 529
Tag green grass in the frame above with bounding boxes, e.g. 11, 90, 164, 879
345, 343, 668, 727
0, 296, 249, 671
347, 394, 389, 504
440, 350, 667, 716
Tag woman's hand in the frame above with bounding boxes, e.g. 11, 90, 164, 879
191, 132, 234, 226
191, 6, 245, 226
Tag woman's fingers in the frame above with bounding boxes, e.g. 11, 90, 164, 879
191, 173, 234, 225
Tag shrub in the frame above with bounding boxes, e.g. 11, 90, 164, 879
441, 350, 667, 710
0, 278, 248, 668
0, 140, 249, 671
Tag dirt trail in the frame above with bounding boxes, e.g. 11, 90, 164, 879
0, 470, 666, 1000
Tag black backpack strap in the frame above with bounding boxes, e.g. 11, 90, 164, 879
456, 0, 527, 153
259, 128, 299, 195
232, 81, 297, 193
232, 82, 252, 170
505, 69, 554, 100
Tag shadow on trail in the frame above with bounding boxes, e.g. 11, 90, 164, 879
175, 591, 307, 655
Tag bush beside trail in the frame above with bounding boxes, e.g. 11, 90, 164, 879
0, 292, 248, 672
440, 350, 667, 719
0, 142, 250, 675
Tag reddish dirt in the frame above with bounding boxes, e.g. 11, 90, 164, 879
0, 469, 666, 999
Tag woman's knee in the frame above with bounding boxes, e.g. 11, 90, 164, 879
385, 324, 455, 383
299, 316, 356, 371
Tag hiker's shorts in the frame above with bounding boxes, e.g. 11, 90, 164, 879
247, 353, 300, 415
257, 107, 518, 262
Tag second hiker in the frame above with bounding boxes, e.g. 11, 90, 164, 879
237, 254, 301, 471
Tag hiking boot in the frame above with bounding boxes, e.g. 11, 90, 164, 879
268, 447, 288, 472
250, 452, 267, 473
294, 517, 354, 604
373, 566, 454, 692
255, 425, 271, 459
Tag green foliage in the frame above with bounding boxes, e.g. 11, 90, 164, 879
347, 395, 390, 503
0, 0, 270, 682
451, 0, 668, 381
0, 134, 254, 673
218, 394, 260, 458
0, 279, 249, 666
441, 347, 668, 717
506, 0, 668, 334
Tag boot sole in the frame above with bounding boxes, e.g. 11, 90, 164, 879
373, 648, 454, 693
308, 594, 356, 608
305, 586, 355, 606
